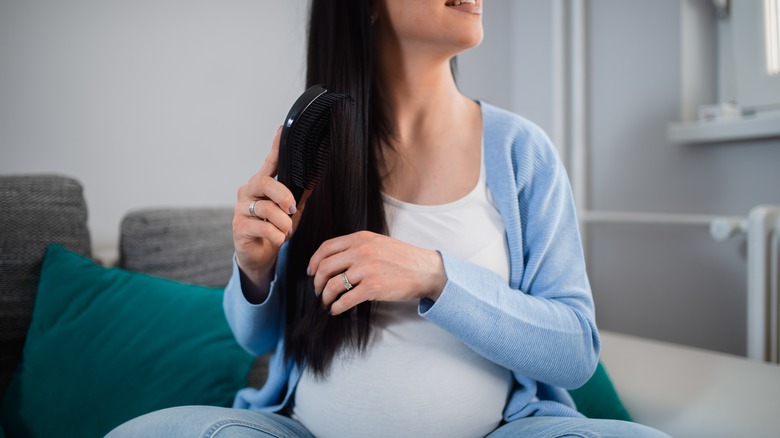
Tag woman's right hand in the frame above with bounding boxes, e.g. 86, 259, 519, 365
232, 126, 298, 300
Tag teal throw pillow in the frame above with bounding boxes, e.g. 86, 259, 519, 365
0, 244, 254, 438
568, 361, 632, 421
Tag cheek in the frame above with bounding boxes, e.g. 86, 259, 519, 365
381, 2, 432, 37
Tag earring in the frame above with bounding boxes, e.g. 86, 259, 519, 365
370, 14, 377, 24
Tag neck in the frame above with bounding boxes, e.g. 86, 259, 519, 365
376, 36, 473, 151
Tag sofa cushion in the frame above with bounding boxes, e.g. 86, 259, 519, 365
118, 207, 273, 384
119, 208, 235, 288
118, 207, 270, 391
0, 244, 254, 438
0, 174, 91, 397
568, 361, 632, 421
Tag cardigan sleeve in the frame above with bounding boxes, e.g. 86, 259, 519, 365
419, 122, 599, 390
223, 245, 288, 357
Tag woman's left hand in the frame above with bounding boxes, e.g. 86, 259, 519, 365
308, 231, 447, 315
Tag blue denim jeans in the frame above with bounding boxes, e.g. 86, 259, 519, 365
106, 406, 670, 438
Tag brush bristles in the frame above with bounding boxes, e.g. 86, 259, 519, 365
287, 92, 349, 193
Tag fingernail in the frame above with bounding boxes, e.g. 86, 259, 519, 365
277, 125, 283, 133
306, 266, 312, 276
289, 204, 297, 215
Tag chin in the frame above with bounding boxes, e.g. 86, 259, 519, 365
454, 28, 484, 51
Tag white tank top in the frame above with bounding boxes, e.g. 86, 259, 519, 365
292, 155, 513, 438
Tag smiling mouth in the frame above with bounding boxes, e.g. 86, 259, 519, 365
444, 0, 481, 14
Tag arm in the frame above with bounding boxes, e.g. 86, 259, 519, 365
419, 253, 598, 389
421, 131, 599, 389
223, 247, 289, 356
225, 127, 298, 356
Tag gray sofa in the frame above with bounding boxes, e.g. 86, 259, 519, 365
0, 174, 267, 436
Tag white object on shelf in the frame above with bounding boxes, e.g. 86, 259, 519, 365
668, 109, 780, 144
698, 102, 741, 122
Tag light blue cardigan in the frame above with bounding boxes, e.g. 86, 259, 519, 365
223, 102, 600, 422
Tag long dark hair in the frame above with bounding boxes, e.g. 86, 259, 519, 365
283, 0, 389, 377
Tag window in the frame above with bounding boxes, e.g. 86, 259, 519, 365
731, 0, 780, 111
766, 0, 780, 75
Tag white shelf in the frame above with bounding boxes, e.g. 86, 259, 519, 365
668, 111, 780, 144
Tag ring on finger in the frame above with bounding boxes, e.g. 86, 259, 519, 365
342, 271, 353, 291
248, 199, 269, 222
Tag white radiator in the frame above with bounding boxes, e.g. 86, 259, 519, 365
713, 205, 780, 363
746, 206, 780, 363
584, 205, 780, 363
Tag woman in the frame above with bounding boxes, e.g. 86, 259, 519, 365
109, 0, 668, 436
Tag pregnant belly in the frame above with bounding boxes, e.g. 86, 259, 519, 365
292, 301, 513, 438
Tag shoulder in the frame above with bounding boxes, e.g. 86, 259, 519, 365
481, 102, 545, 140
480, 101, 562, 183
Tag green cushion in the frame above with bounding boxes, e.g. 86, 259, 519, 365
568, 361, 632, 421
0, 244, 254, 438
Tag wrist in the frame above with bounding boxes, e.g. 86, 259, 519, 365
424, 250, 447, 302
237, 260, 275, 304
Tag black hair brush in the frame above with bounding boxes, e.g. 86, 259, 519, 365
278, 84, 350, 206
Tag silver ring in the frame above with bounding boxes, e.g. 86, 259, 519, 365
249, 200, 258, 218
342, 272, 353, 291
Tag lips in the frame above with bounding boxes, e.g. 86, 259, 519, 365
445, 0, 481, 14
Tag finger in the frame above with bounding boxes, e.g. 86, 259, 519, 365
234, 213, 288, 247
246, 175, 297, 216
246, 198, 294, 235
233, 197, 292, 245
320, 269, 360, 307
309, 235, 356, 277
330, 285, 371, 316
242, 197, 292, 224
258, 126, 283, 177
313, 251, 353, 295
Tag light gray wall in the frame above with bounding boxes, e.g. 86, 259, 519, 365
458, 0, 557, 137
0, 0, 310, 260
469, 0, 780, 356
586, 0, 780, 356
458, 1, 513, 111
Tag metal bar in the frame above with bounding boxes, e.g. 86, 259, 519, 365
581, 210, 744, 227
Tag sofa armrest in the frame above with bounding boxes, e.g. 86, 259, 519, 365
600, 330, 780, 437
0, 174, 92, 396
